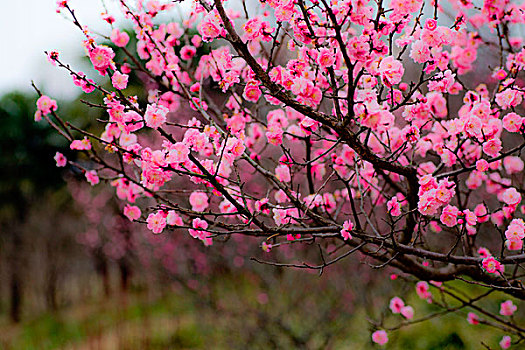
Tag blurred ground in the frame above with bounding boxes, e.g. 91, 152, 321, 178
0, 275, 510, 350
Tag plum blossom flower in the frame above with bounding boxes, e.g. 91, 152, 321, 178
424, 18, 437, 31
36, 95, 58, 117
54, 152, 67, 167
482, 256, 502, 274
189, 218, 212, 246
262, 242, 272, 252
89, 45, 115, 75
144, 104, 169, 129
416, 281, 432, 302
500, 300, 517, 316
400, 306, 414, 319
476, 159, 489, 172
467, 312, 479, 325
275, 164, 291, 183
167, 142, 190, 164
111, 71, 129, 90
166, 210, 183, 226
243, 81, 262, 103
410, 40, 431, 64
189, 191, 209, 212
181, 45, 197, 60
440, 205, 459, 227
341, 220, 353, 240
110, 28, 129, 47
483, 138, 502, 157
505, 219, 525, 242
502, 112, 523, 133
371, 330, 388, 345
387, 197, 402, 216
85, 170, 100, 186
317, 48, 336, 68
502, 188, 521, 206
496, 89, 522, 109
378, 56, 404, 86
500, 335, 511, 349
255, 198, 270, 215
147, 211, 167, 234
504, 157, 524, 174
389, 297, 404, 313
124, 205, 141, 221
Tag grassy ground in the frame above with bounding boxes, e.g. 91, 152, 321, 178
0, 275, 516, 349
0, 292, 205, 350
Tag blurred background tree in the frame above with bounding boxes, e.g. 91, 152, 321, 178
0, 92, 68, 322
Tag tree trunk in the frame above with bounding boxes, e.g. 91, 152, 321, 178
9, 229, 22, 323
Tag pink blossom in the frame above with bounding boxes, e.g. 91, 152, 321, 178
504, 157, 524, 174
255, 198, 270, 215
56, 1, 67, 13
110, 28, 130, 47
189, 218, 212, 246
124, 205, 141, 221
400, 306, 414, 319
410, 40, 431, 64
189, 191, 209, 212
416, 281, 432, 301
85, 170, 100, 186
72, 72, 95, 93
496, 89, 522, 109
243, 82, 262, 103
478, 247, 491, 258
144, 104, 169, 129
341, 220, 353, 240
506, 239, 523, 251
317, 48, 336, 68
111, 71, 129, 90
502, 112, 523, 133
371, 330, 388, 346
266, 122, 283, 146
424, 19, 437, 31
54, 152, 67, 167
476, 159, 489, 172
493, 69, 507, 80
181, 45, 197, 60
262, 242, 272, 252
464, 115, 482, 137
166, 210, 183, 226
387, 197, 402, 216
89, 46, 115, 75
225, 138, 245, 158
242, 17, 263, 41
482, 256, 502, 274
467, 312, 479, 325
440, 205, 459, 227
500, 300, 517, 316
483, 138, 502, 157
389, 297, 404, 314
36, 95, 58, 117
505, 219, 525, 241
500, 335, 511, 349
502, 188, 521, 205
198, 13, 222, 42
167, 142, 190, 164
147, 211, 167, 234
378, 56, 404, 86
275, 164, 291, 183
464, 209, 477, 226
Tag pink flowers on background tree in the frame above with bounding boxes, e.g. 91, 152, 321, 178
34, 0, 525, 347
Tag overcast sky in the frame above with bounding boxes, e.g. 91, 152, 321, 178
0, 0, 127, 99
